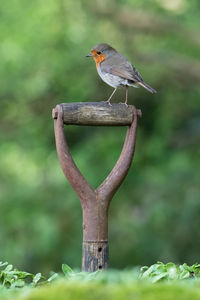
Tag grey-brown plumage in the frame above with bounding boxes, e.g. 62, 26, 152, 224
87, 43, 157, 105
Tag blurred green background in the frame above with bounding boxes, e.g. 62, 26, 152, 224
0, 0, 200, 274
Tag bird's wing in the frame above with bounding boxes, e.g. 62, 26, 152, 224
101, 53, 144, 83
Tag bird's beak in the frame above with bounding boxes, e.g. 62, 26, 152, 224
86, 53, 92, 57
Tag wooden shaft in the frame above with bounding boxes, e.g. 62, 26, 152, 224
52, 102, 141, 126
82, 242, 109, 272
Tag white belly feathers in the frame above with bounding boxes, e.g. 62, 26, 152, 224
98, 64, 129, 88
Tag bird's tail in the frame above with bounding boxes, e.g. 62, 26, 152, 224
138, 81, 157, 94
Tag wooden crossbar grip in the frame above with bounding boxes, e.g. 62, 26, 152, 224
52, 102, 141, 126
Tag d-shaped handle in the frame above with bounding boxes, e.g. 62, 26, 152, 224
53, 102, 141, 271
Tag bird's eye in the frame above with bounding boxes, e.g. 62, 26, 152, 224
97, 51, 101, 55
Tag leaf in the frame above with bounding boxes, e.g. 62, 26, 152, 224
168, 267, 179, 280
141, 265, 155, 278
179, 270, 190, 280
11, 279, 25, 288
151, 272, 168, 283
62, 264, 73, 277
194, 264, 200, 269
32, 273, 42, 285
0, 262, 8, 268
47, 273, 58, 282
4, 265, 13, 272
140, 266, 148, 272
16, 271, 33, 279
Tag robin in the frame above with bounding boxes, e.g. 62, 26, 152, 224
86, 43, 156, 105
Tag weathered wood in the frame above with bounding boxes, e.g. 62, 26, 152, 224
82, 242, 109, 272
52, 102, 141, 126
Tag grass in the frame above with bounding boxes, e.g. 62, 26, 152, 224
1, 261, 200, 299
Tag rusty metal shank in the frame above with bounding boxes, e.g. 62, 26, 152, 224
97, 107, 138, 203
54, 104, 95, 204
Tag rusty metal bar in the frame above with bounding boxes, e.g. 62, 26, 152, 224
53, 102, 140, 272
53, 104, 95, 205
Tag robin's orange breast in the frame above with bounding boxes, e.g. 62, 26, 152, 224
91, 50, 106, 71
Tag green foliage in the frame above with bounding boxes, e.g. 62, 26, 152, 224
0, 261, 32, 288
2, 262, 200, 300
0, 0, 200, 273
141, 262, 200, 282
0, 261, 57, 289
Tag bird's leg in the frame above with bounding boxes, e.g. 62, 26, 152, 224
120, 86, 128, 106
106, 88, 117, 106
124, 85, 128, 106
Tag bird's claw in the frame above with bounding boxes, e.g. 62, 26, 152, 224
119, 102, 128, 107
106, 100, 112, 106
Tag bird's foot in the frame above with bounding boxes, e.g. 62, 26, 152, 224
119, 101, 128, 107
105, 100, 112, 106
